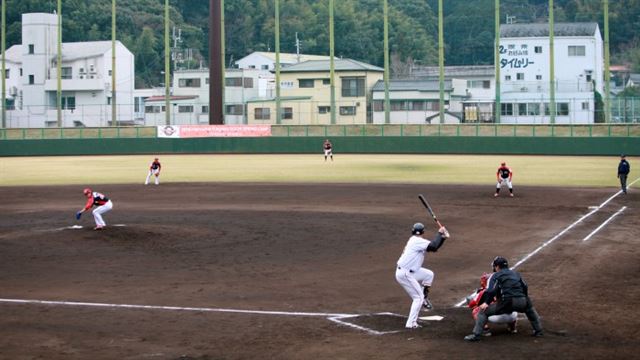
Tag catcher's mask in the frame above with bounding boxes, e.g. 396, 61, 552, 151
492, 256, 509, 270
83, 188, 92, 196
412, 222, 425, 235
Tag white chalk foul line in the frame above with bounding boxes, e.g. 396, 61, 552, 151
328, 312, 405, 336
582, 206, 627, 242
454, 180, 639, 308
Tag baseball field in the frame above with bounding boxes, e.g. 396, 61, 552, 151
0, 154, 638, 359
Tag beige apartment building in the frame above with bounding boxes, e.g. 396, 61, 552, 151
246, 59, 383, 125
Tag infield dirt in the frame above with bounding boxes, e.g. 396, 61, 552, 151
0, 183, 638, 359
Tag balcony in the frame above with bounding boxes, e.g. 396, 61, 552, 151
44, 77, 105, 91
501, 80, 593, 94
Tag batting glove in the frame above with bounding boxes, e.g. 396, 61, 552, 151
76, 211, 82, 220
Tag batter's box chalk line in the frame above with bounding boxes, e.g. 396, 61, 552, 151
328, 312, 445, 335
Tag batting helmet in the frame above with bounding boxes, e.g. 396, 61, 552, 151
412, 222, 425, 235
492, 256, 509, 269
83, 188, 92, 196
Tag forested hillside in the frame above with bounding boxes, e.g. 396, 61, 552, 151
4, 0, 639, 87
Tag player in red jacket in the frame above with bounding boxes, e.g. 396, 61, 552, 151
495, 162, 514, 197
145, 157, 162, 185
76, 188, 113, 230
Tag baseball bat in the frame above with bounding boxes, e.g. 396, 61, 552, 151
418, 194, 443, 228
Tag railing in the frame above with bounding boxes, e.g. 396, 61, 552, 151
1, 124, 639, 140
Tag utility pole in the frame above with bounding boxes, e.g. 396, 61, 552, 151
111, 0, 117, 127
495, 0, 501, 123
603, 0, 611, 123
57, 0, 62, 127
221, 0, 225, 122
1, 0, 6, 128
209, 0, 223, 124
438, 0, 444, 124
549, 0, 556, 124
295, 32, 301, 63
329, 0, 336, 125
383, 0, 390, 124
275, 0, 281, 125
164, 0, 171, 125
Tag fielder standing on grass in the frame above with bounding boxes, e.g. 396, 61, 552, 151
617, 154, 630, 194
495, 162, 514, 197
395, 223, 450, 329
76, 188, 113, 230
323, 139, 333, 162
145, 157, 162, 185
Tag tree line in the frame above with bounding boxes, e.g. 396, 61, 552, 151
4, 0, 639, 88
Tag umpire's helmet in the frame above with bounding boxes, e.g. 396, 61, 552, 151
412, 222, 425, 235
492, 256, 509, 269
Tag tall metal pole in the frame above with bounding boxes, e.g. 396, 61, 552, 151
111, 0, 117, 126
1, 0, 6, 128
209, 0, 223, 124
329, 0, 336, 125
164, 0, 171, 125
603, 0, 611, 123
220, 0, 225, 122
383, 0, 390, 124
548, 0, 556, 124
57, 0, 62, 127
494, 0, 501, 123
275, 0, 281, 124
438, 0, 445, 123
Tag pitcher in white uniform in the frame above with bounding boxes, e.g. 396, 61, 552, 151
395, 222, 450, 329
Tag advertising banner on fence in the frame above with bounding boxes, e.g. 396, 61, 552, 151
157, 125, 272, 138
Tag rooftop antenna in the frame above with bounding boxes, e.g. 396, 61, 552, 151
506, 14, 516, 24
295, 32, 301, 62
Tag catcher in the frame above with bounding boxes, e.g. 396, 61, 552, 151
145, 157, 162, 185
466, 273, 518, 336
76, 188, 113, 230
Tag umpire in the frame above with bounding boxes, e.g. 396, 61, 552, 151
464, 256, 543, 341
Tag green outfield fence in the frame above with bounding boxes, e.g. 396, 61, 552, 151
1, 124, 640, 140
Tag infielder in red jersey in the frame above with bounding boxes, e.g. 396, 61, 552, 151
145, 157, 162, 185
495, 162, 514, 197
76, 188, 113, 230
323, 139, 333, 162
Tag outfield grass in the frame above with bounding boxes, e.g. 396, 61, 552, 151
0, 154, 634, 188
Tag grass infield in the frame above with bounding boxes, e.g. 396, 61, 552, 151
0, 154, 633, 188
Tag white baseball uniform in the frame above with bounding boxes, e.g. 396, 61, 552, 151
395, 235, 435, 328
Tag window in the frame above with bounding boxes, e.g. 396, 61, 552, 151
339, 106, 356, 116
225, 104, 244, 115
61, 67, 72, 79
202, 106, 209, 114
518, 103, 527, 116
206, 78, 210, 85
341, 77, 365, 97
299, 79, 314, 88
536, 75, 542, 80
62, 96, 76, 110
108, 70, 112, 76
322, 78, 330, 85
20, 68, 23, 76
261, 64, 269, 70
107, 97, 111, 105
28, 44, 34, 54
467, 80, 491, 89
255, 107, 270, 120
535, 46, 543, 54
4, 69, 8, 79
410, 101, 426, 111
582, 102, 589, 110
225, 77, 243, 87
243, 78, 253, 88
5, 98, 15, 110
318, 106, 331, 114
373, 100, 384, 111
521, 44, 528, 49
528, 103, 540, 116
178, 105, 194, 113
568, 45, 586, 56
557, 102, 569, 116
505, 75, 511, 81
179, 78, 201, 87
516, 73, 525, 80
134, 97, 144, 113
145, 105, 161, 113
248, 65, 256, 69
390, 100, 406, 111
282, 107, 293, 120
29, 75, 35, 84
501, 103, 513, 116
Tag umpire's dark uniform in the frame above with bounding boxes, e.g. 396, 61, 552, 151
465, 257, 543, 341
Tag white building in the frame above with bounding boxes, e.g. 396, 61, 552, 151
498, 22, 603, 124
138, 68, 265, 125
1, 13, 135, 128
235, 51, 331, 71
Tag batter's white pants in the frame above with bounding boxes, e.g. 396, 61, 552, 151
93, 200, 113, 227
497, 178, 512, 189
395, 267, 434, 328
145, 169, 160, 185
